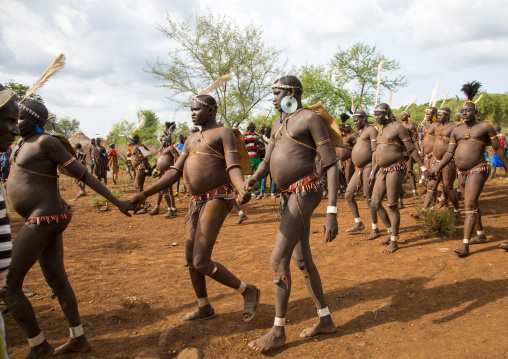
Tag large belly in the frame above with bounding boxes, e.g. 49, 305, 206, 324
336, 148, 351, 161
269, 146, 316, 189
183, 156, 231, 194
454, 143, 486, 171
351, 143, 372, 168
7, 170, 66, 218
422, 137, 436, 154
432, 141, 449, 159
375, 144, 405, 168
156, 155, 173, 173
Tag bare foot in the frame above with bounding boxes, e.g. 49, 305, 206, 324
366, 229, 380, 240
149, 207, 159, 215
454, 243, 470, 257
412, 193, 418, 200
346, 222, 365, 233
300, 315, 336, 338
382, 241, 398, 253
399, 201, 404, 209
380, 234, 391, 245
410, 212, 422, 219
499, 243, 508, 251
470, 234, 487, 244
181, 304, 216, 322
54, 335, 90, 355
237, 213, 248, 224
26, 340, 54, 359
437, 201, 449, 209
249, 326, 286, 352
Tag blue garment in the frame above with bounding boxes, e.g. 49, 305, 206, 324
0, 150, 11, 182
175, 142, 184, 153
260, 175, 276, 194
492, 153, 504, 167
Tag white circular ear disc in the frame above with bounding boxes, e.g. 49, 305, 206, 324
281, 96, 297, 114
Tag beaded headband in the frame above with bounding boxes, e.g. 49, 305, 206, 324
19, 103, 44, 120
462, 100, 476, 109
270, 84, 302, 90
191, 97, 219, 109
437, 109, 451, 114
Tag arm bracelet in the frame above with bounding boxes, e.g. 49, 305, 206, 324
327, 206, 338, 214
225, 163, 241, 172
323, 158, 339, 168
170, 166, 183, 173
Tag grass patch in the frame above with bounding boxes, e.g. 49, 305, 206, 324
418, 205, 457, 237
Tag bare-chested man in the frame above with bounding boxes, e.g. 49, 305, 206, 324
130, 134, 151, 214
149, 133, 179, 218
5, 101, 135, 358
131, 95, 260, 322
337, 124, 355, 192
245, 76, 338, 352
400, 111, 420, 199
430, 81, 508, 257
413, 108, 460, 218
345, 110, 390, 240
367, 103, 430, 253
488, 125, 508, 180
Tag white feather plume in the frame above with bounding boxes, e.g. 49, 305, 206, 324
375, 60, 385, 105
439, 90, 450, 109
404, 97, 417, 112
21, 53, 66, 102
132, 115, 146, 133
198, 74, 232, 96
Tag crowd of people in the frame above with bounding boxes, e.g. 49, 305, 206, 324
0, 75, 507, 358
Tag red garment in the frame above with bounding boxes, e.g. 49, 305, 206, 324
493, 135, 504, 155
108, 149, 118, 156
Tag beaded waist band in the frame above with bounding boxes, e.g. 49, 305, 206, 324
27, 207, 74, 225
191, 183, 236, 202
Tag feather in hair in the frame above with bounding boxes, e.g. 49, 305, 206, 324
439, 90, 450, 109
429, 77, 439, 106
404, 97, 417, 112
21, 54, 66, 102
132, 115, 146, 133
460, 81, 482, 101
474, 93, 483, 104
432, 92, 440, 108
198, 74, 232, 96
349, 89, 355, 112
375, 60, 385, 105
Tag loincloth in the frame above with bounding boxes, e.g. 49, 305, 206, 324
279, 172, 325, 228
457, 162, 490, 187
26, 207, 73, 225
187, 183, 236, 223
424, 153, 432, 169
356, 164, 372, 192
376, 161, 407, 178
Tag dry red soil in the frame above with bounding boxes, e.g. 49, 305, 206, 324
4, 173, 508, 358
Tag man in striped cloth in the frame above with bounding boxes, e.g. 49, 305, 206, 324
0, 83, 20, 358
243, 123, 262, 191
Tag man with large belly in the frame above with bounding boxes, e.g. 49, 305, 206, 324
131, 95, 260, 323
413, 107, 460, 218
245, 76, 339, 352
431, 81, 508, 257
5, 100, 135, 358
345, 110, 390, 240
367, 103, 430, 253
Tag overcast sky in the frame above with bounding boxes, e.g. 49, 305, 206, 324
1, 0, 507, 137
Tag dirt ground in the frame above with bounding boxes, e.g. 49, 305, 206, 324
4, 172, 508, 358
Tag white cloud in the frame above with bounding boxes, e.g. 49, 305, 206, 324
1, 0, 507, 137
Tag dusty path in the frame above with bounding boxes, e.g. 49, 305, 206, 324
4, 173, 508, 358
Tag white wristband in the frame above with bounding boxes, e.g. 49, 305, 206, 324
420, 166, 427, 171
327, 206, 338, 214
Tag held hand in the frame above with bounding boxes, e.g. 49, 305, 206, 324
322, 214, 339, 243
241, 177, 257, 193
116, 200, 136, 217
423, 170, 434, 180
367, 172, 376, 187
130, 193, 147, 210
237, 190, 252, 205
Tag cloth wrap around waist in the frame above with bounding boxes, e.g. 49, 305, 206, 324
186, 183, 236, 224
278, 171, 325, 229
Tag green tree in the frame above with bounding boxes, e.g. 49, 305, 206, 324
148, 11, 286, 128
5, 80, 44, 103
298, 42, 407, 115
52, 116, 80, 138
134, 109, 160, 146
107, 119, 135, 145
